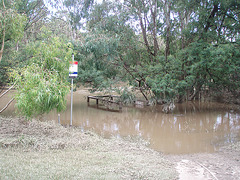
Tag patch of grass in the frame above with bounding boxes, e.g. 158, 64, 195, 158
0, 116, 177, 179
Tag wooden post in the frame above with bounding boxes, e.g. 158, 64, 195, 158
119, 102, 122, 110
58, 114, 60, 124
70, 78, 73, 126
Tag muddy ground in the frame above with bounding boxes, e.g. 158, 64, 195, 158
0, 116, 239, 180
166, 144, 240, 180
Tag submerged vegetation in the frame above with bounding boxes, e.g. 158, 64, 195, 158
0, 0, 239, 117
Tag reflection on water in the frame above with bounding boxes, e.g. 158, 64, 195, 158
1, 91, 240, 154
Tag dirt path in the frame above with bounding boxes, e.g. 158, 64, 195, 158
166, 144, 240, 180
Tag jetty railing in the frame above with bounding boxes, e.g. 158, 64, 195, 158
87, 95, 122, 111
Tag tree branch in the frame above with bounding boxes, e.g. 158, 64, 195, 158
0, 83, 15, 99
0, 98, 14, 113
204, 4, 218, 32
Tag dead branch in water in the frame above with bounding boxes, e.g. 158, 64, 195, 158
0, 83, 15, 99
0, 98, 14, 113
0, 83, 15, 113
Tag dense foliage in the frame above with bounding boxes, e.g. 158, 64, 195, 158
75, 0, 240, 104
10, 36, 71, 117
0, 0, 240, 117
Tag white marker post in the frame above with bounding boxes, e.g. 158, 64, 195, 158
69, 54, 78, 126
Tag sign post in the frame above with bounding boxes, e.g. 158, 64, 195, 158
69, 54, 78, 126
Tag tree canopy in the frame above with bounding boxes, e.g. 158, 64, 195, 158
0, 0, 27, 62
0, 0, 239, 117
75, 0, 240, 103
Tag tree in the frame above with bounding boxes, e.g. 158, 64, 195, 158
176, 0, 240, 100
0, 0, 26, 62
18, 0, 48, 31
17, 0, 49, 44
77, 0, 239, 105
10, 34, 72, 118
63, 0, 94, 32
2, 0, 239, 116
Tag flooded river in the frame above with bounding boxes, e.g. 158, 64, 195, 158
1, 90, 240, 154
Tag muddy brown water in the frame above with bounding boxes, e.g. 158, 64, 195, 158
1, 90, 240, 154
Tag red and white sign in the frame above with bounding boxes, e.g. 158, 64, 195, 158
69, 61, 78, 78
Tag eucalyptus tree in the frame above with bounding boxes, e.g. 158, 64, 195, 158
0, 0, 27, 94
75, 0, 180, 103
181, 0, 240, 43
76, 1, 129, 92
17, 0, 48, 31
47, 11, 73, 40
17, 0, 49, 44
63, 0, 94, 30
176, 0, 240, 101
1, 0, 49, 89
107, 0, 186, 103
123, 0, 162, 61
59, 0, 239, 105
0, 0, 26, 62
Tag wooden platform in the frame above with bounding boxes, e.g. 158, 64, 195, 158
87, 95, 122, 111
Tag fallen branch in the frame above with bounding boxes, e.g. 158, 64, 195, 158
196, 162, 219, 180
0, 83, 15, 99
0, 98, 14, 113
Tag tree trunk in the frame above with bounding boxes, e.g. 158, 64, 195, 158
204, 4, 218, 33
0, 29, 5, 62
178, 12, 185, 49
189, 84, 202, 101
150, 0, 159, 57
164, 0, 171, 62
138, 13, 153, 62
0, 0, 6, 62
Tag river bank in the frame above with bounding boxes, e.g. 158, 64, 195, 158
165, 143, 240, 180
0, 116, 176, 179
0, 116, 239, 179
